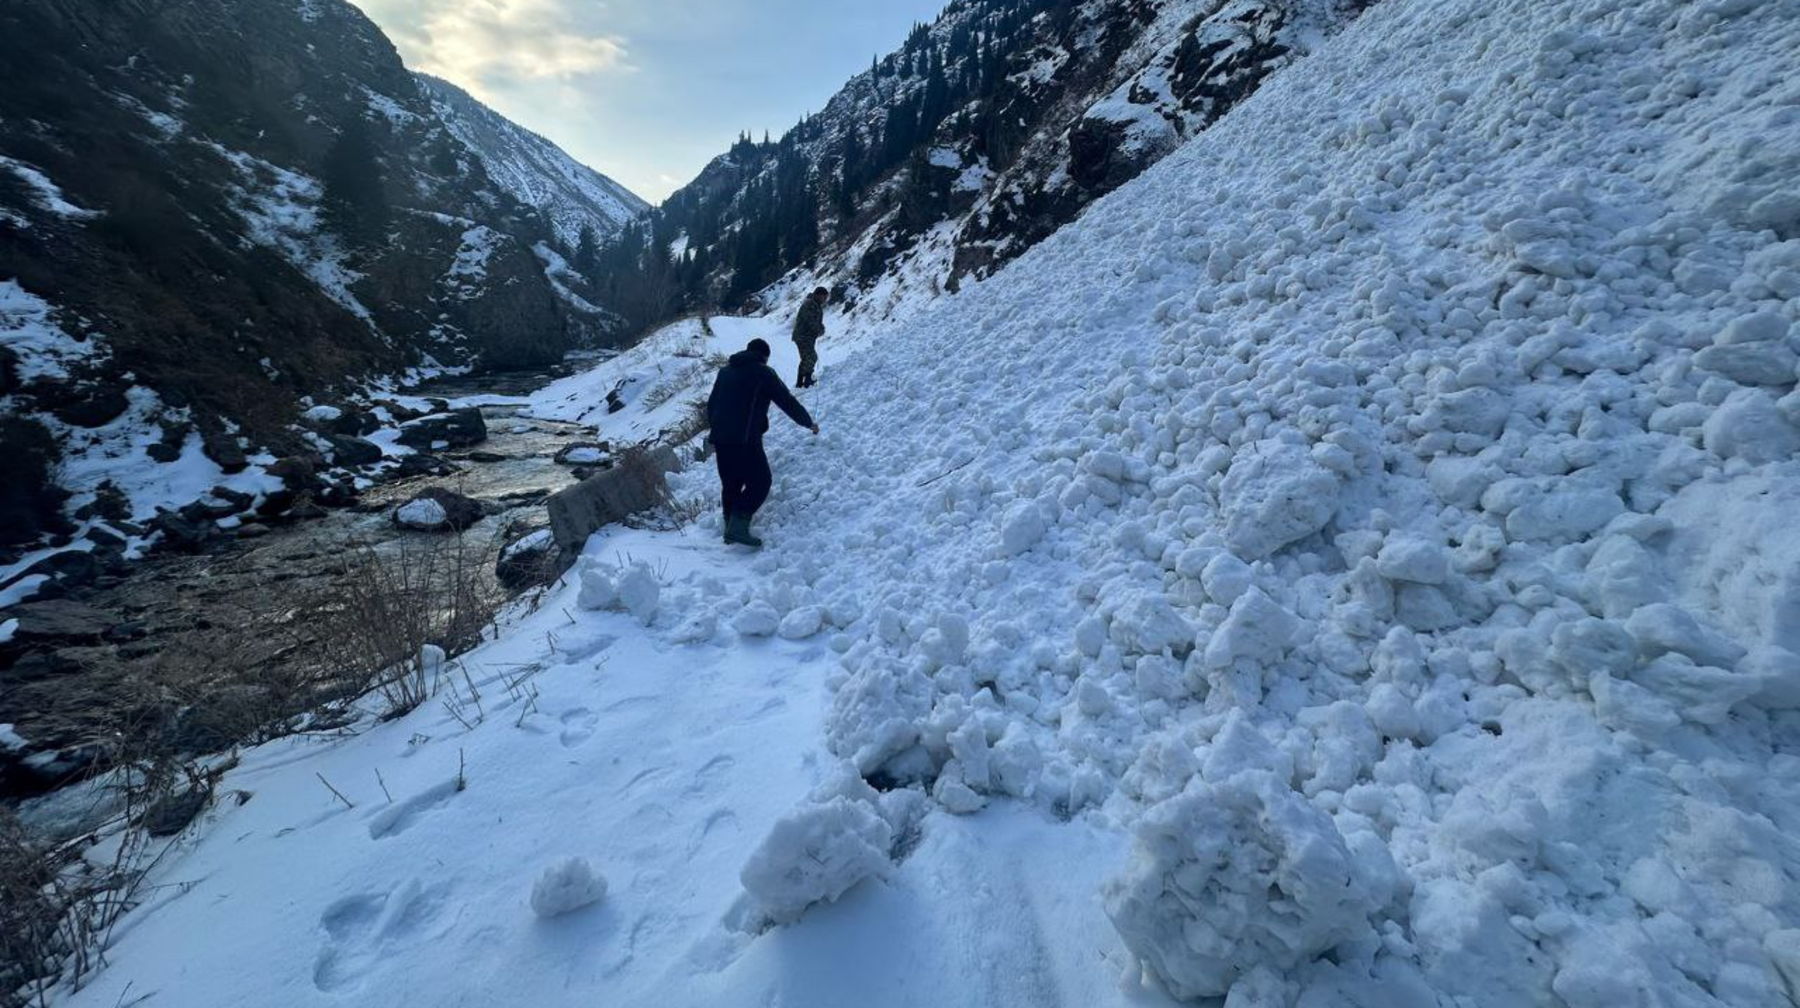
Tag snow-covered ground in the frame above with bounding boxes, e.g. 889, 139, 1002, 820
45, 0, 1800, 1005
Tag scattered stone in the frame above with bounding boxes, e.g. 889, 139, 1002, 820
464, 451, 508, 464
201, 428, 250, 474
394, 488, 489, 532
324, 434, 383, 467
397, 408, 487, 450
554, 443, 612, 467
497, 530, 561, 589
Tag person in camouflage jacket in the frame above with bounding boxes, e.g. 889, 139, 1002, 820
791, 286, 828, 388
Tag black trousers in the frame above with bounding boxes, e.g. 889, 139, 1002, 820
715, 441, 772, 519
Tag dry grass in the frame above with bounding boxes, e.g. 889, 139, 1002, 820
304, 535, 505, 719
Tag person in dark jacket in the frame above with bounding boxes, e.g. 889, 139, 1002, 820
706, 338, 818, 548
791, 287, 828, 388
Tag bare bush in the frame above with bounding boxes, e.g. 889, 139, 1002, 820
303, 534, 505, 719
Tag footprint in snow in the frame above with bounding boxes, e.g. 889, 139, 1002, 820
366, 780, 459, 840
558, 707, 599, 748
312, 880, 455, 992
683, 755, 736, 797
684, 807, 741, 858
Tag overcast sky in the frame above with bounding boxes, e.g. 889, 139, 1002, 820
348, 0, 948, 203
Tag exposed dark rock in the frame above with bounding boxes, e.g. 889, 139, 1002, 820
0, 416, 71, 547
394, 487, 490, 532
140, 786, 211, 837
463, 450, 508, 464
146, 419, 192, 464
397, 408, 488, 450
18, 549, 104, 590
392, 453, 458, 479
2, 600, 123, 645
496, 530, 560, 589
201, 429, 250, 475
553, 442, 612, 467
325, 434, 383, 467
48, 382, 131, 428
148, 509, 221, 554
73, 481, 132, 523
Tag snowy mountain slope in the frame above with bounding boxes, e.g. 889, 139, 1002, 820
40, 0, 1800, 1006
597, 0, 1375, 335
0, 0, 623, 559
417, 74, 648, 248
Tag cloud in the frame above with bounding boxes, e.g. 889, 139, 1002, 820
354, 0, 629, 98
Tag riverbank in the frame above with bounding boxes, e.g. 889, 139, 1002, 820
0, 364, 609, 815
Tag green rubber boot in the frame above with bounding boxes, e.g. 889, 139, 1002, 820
721, 512, 735, 543
724, 515, 764, 549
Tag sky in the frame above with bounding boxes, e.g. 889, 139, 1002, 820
348, 0, 949, 204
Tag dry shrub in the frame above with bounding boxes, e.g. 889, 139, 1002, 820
304, 535, 505, 718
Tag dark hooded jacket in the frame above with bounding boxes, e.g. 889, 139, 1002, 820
707, 350, 814, 445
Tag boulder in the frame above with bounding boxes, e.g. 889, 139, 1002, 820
554, 443, 612, 467
496, 529, 561, 589
148, 509, 221, 553
201, 428, 250, 474
394, 488, 489, 532
391, 453, 457, 479
397, 408, 487, 450
325, 434, 383, 467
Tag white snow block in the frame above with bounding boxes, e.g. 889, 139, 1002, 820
1219, 442, 1340, 559
1104, 771, 1382, 1000
1623, 603, 1747, 669
1504, 487, 1624, 542
1703, 390, 1800, 464
577, 567, 618, 611
530, 857, 608, 918
739, 797, 892, 926
1108, 592, 1196, 656
1375, 538, 1450, 585
778, 605, 826, 640
616, 565, 660, 623
998, 501, 1048, 556
733, 602, 781, 637
1203, 589, 1298, 669
1200, 553, 1254, 605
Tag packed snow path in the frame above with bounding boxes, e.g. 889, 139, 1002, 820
52, 0, 1800, 1004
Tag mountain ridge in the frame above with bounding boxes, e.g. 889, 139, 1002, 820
415, 73, 648, 249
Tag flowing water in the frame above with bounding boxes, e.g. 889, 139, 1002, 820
1, 363, 613, 825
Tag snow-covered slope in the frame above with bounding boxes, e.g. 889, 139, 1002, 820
417, 74, 647, 248
43, 0, 1800, 1005
600, 0, 1374, 335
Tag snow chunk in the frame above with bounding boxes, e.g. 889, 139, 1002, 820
778, 605, 826, 640
998, 501, 1048, 556
1219, 442, 1340, 559
739, 797, 892, 926
1703, 390, 1800, 464
1203, 589, 1299, 669
1376, 538, 1450, 584
733, 602, 781, 638
616, 565, 661, 623
529, 857, 608, 918
1105, 771, 1383, 1000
